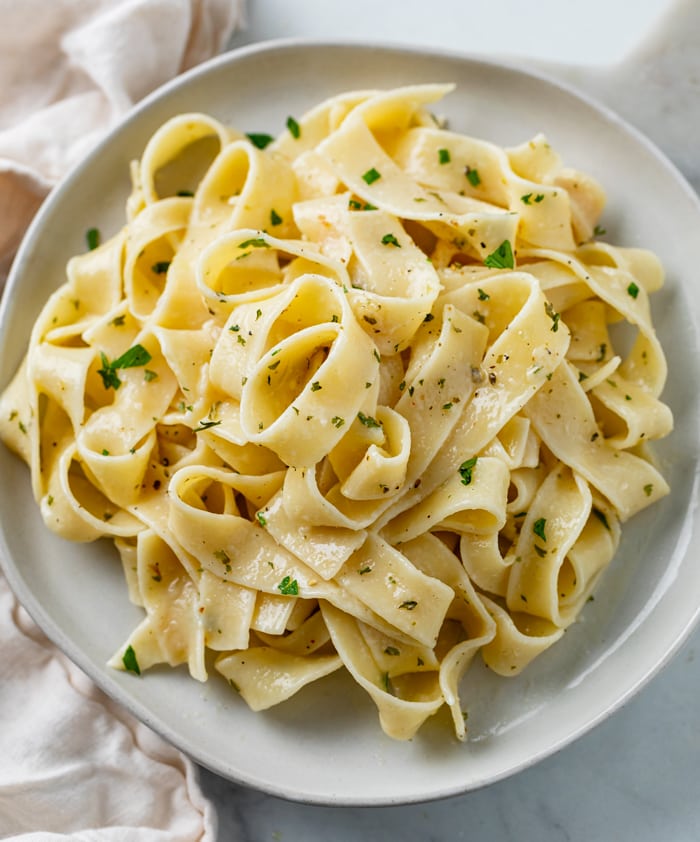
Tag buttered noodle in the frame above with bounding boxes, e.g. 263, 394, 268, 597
0, 85, 672, 740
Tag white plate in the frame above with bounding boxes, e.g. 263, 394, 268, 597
1, 40, 699, 806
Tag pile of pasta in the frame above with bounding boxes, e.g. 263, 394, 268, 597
0, 85, 672, 741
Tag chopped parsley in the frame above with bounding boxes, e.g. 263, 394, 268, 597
176, 189, 194, 197
399, 600, 418, 610
246, 132, 274, 149
349, 199, 377, 210
278, 575, 299, 596
384, 646, 401, 656
627, 282, 640, 299
381, 233, 401, 247
331, 416, 345, 428
97, 344, 152, 390
544, 301, 560, 332
214, 549, 232, 573
593, 224, 607, 237
465, 167, 481, 187
143, 369, 158, 382
357, 412, 381, 428
521, 193, 533, 204
286, 116, 301, 139
270, 209, 283, 227
643, 483, 654, 497
237, 237, 269, 249
122, 645, 141, 675
192, 419, 222, 432
533, 517, 547, 541
151, 261, 170, 274
438, 148, 451, 165
256, 511, 267, 527
310, 381, 322, 392
484, 240, 514, 270
477, 288, 490, 301
458, 457, 478, 486
86, 227, 100, 251
362, 167, 381, 185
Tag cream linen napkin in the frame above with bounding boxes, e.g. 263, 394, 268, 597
0, 0, 245, 838
0, 0, 244, 285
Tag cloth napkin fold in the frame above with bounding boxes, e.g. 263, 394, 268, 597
0, 1, 245, 837
0, 581, 217, 840
0, 0, 244, 285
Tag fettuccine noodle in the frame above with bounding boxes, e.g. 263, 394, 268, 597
0, 85, 672, 741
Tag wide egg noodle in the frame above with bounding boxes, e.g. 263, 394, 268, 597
0, 83, 672, 742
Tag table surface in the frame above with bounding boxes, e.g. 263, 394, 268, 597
196, 2, 700, 839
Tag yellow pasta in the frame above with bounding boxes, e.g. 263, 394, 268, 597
0, 85, 672, 742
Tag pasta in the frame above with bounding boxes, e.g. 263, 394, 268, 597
0, 84, 672, 742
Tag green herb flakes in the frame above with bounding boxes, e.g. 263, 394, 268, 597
465, 167, 481, 187
544, 301, 560, 332
458, 457, 477, 486
237, 237, 270, 249
246, 132, 274, 149
97, 344, 152, 391
122, 645, 141, 675
484, 240, 514, 269
86, 227, 100, 251
192, 419, 221, 432
533, 517, 547, 541
362, 167, 381, 185
278, 575, 299, 596
357, 412, 381, 428
286, 116, 301, 139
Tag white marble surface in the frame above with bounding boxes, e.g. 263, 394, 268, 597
195, 1, 700, 838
